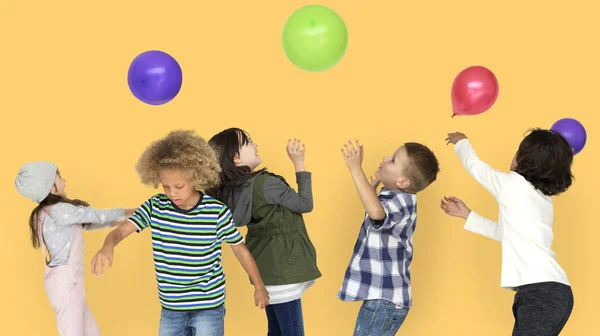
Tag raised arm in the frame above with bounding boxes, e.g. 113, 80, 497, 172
263, 173, 313, 213
447, 133, 511, 198
341, 140, 385, 220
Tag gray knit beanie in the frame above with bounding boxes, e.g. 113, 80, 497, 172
15, 161, 58, 203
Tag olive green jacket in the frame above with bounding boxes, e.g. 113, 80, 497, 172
223, 171, 321, 285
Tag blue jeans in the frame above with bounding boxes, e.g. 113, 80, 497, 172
353, 300, 409, 336
265, 299, 304, 336
158, 305, 225, 336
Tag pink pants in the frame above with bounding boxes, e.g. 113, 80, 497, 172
40, 213, 100, 336
44, 265, 100, 336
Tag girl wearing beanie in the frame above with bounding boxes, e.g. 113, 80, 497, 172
15, 161, 134, 336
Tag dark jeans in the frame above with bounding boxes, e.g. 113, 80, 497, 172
512, 282, 574, 336
265, 299, 304, 336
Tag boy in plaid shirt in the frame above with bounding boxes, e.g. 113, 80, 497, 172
338, 140, 439, 335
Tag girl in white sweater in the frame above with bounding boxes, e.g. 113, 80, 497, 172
442, 129, 574, 336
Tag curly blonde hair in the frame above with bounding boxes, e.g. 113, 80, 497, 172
135, 130, 221, 191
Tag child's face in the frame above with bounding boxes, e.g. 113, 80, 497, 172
50, 170, 67, 197
234, 134, 261, 170
375, 146, 411, 190
159, 169, 199, 210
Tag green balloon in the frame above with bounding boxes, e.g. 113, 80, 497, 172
282, 5, 348, 72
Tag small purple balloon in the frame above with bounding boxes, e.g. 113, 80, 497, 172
127, 50, 183, 105
550, 118, 587, 155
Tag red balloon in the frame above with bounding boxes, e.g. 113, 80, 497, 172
451, 66, 499, 117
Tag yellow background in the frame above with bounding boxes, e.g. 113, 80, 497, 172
1, 0, 597, 335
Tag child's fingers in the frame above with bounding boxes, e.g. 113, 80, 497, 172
344, 144, 354, 156
347, 140, 356, 152
92, 257, 102, 276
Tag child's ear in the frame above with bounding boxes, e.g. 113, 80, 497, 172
233, 153, 241, 165
396, 177, 410, 190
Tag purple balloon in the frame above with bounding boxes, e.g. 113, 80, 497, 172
550, 118, 587, 155
127, 50, 182, 105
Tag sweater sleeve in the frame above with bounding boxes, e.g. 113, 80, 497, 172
464, 210, 501, 242
262, 172, 313, 214
48, 203, 125, 228
454, 139, 511, 199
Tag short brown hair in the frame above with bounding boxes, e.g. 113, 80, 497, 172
404, 142, 440, 193
135, 130, 221, 191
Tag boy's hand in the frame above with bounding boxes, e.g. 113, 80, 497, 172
91, 246, 114, 276
440, 196, 471, 219
254, 286, 270, 309
369, 176, 380, 189
445, 132, 468, 145
287, 138, 306, 171
341, 140, 364, 170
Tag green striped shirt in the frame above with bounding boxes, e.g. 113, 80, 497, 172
129, 193, 243, 311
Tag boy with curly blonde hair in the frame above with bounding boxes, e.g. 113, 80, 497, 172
91, 130, 269, 336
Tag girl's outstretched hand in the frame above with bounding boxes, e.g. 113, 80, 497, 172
440, 196, 471, 219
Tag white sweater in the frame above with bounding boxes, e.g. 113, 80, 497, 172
455, 139, 570, 290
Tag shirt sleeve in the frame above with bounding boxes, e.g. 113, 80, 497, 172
454, 139, 511, 199
216, 206, 244, 245
263, 172, 313, 214
366, 192, 414, 231
464, 211, 501, 242
48, 203, 125, 228
128, 199, 153, 232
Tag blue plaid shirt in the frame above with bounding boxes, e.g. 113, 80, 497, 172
337, 188, 417, 308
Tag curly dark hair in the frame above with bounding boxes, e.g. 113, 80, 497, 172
135, 130, 221, 191
513, 128, 574, 196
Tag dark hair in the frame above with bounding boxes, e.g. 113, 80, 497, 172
207, 128, 266, 201
404, 142, 440, 193
29, 194, 90, 249
513, 128, 574, 196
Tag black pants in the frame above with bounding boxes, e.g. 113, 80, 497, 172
512, 282, 574, 336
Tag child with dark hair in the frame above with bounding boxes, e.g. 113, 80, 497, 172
208, 128, 321, 336
442, 129, 575, 336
